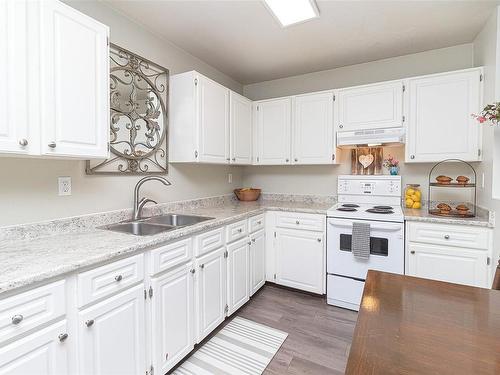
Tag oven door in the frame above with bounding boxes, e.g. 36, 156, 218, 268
327, 218, 404, 279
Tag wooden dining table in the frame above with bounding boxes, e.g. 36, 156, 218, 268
345, 270, 500, 375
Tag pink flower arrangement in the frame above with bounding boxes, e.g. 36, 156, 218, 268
472, 102, 500, 125
383, 155, 399, 168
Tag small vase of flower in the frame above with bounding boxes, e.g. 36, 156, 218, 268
383, 155, 400, 175
472, 102, 500, 125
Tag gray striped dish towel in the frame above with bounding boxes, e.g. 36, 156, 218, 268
352, 222, 371, 259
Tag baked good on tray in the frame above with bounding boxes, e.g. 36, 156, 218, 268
456, 204, 470, 215
456, 176, 470, 185
437, 203, 452, 214
436, 175, 453, 184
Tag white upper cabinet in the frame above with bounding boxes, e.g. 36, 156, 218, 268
0, 0, 110, 159
254, 97, 292, 165
335, 80, 404, 132
39, 0, 109, 158
0, 0, 30, 155
405, 68, 482, 163
170, 71, 231, 164
230, 91, 253, 164
293, 91, 335, 165
198, 75, 230, 163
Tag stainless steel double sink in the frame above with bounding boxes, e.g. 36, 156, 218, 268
101, 214, 215, 236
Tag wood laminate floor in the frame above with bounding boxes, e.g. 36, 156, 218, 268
235, 284, 358, 374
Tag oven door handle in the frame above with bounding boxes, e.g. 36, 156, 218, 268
328, 219, 403, 232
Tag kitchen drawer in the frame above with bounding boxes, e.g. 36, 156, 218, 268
0, 280, 66, 344
77, 254, 144, 307
150, 238, 193, 276
276, 212, 325, 232
407, 222, 490, 250
248, 214, 265, 233
327, 275, 364, 311
194, 227, 225, 257
226, 220, 248, 243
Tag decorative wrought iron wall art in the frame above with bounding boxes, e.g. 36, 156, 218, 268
86, 44, 169, 175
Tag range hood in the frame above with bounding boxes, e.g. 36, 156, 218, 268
336, 127, 405, 147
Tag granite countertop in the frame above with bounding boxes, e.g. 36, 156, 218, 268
0, 198, 333, 296
403, 204, 494, 228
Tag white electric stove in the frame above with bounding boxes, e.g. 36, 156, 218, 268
326, 175, 405, 311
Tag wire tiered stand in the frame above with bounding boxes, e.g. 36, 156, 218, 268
427, 159, 477, 218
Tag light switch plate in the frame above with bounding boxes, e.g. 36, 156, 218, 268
58, 176, 72, 196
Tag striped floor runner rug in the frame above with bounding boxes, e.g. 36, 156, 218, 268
173, 317, 288, 375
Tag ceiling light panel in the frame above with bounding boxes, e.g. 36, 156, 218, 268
264, 0, 320, 27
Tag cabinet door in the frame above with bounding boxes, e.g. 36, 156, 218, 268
227, 238, 250, 315
255, 98, 291, 165
406, 69, 482, 162
39, 0, 109, 159
0, 321, 69, 375
250, 229, 266, 296
0, 0, 30, 155
151, 263, 194, 374
195, 248, 226, 342
197, 76, 229, 163
230, 91, 252, 165
408, 243, 489, 288
336, 81, 403, 132
276, 228, 325, 294
78, 285, 146, 375
293, 92, 335, 165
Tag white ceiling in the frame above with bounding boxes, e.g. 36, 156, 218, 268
102, 0, 499, 84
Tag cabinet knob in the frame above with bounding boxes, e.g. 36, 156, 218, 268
410, 251, 415, 254
19, 139, 28, 147
410, 155, 415, 159
11, 314, 23, 325
200, 264, 205, 269
232, 158, 236, 161
294, 158, 298, 162
317, 238, 322, 242
257, 221, 262, 225
165, 353, 169, 360
339, 124, 343, 129
296, 220, 300, 225
190, 268, 195, 274
114, 275, 123, 282
48, 141, 57, 148
85, 319, 95, 327
226, 158, 230, 161
252, 238, 256, 243
444, 235, 450, 240
286, 158, 289, 162
248, 241, 252, 245
237, 228, 242, 233
58, 333, 69, 342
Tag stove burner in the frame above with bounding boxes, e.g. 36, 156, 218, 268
373, 205, 393, 210
366, 208, 394, 214
342, 204, 360, 208
337, 207, 357, 212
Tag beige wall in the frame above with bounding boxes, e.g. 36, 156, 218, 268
0, 1, 244, 227
473, 6, 500, 269
242, 44, 476, 199
243, 44, 474, 100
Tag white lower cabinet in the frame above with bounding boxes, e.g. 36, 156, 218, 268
406, 222, 493, 288
227, 238, 250, 315
151, 262, 194, 374
250, 229, 266, 296
195, 247, 227, 343
78, 285, 146, 375
0, 320, 69, 375
275, 228, 325, 294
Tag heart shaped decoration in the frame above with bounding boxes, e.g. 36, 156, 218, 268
359, 154, 374, 169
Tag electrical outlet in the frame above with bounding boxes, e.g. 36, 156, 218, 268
58, 176, 72, 196
228, 173, 233, 184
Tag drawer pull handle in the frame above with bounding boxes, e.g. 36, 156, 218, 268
48, 141, 57, 148
444, 235, 450, 239
114, 275, 123, 282
11, 315, 23, 325
410, 251, 415, 254
296, 220, 300, 225
85, 319, 95, 327
237, 228, 242, 233
317, 238, 321, 242
257, 221, 262, 225
58, 333, 69, 342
